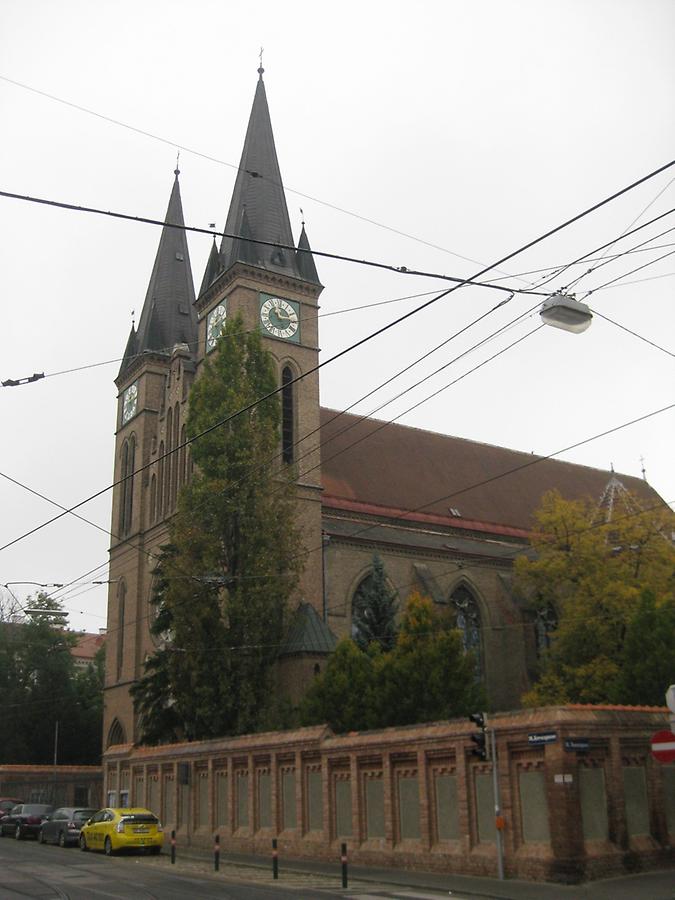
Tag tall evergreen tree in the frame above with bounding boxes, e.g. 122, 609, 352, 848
132, 315, 302, 742
351, 553, 398, 651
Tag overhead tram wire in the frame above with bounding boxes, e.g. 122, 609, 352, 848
3, 155, 673, 555
45, 391, 675, 642
22, 230, 675, 614
3, 199, 674, 386
578, 247, 675, 298
0, 189, 553, 299
0, 73, 536, 284
44, 302, 537, 606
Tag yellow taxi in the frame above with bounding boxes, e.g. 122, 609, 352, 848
79, 808, 163, 855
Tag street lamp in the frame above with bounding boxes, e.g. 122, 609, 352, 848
540, 292, 593, 334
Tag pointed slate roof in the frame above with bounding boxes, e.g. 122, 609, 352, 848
119, 170, 197, 376
218, 69, 315, 281
279, 602, 337, 656
198, 237, 221, 297
296, 224, 321, 284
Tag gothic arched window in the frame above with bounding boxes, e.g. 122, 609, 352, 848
119, 437, 135, 535
116, 580, 126, 682
179, 424, 187, 489
281, 366, 294, 464
157, 441, 165, 519
451, 584, 482, 678
165, 407, 173, 512
171, 403, 180, 509
535, 603, 558, 656
107, 718, 126, 748
149, 474, 157, 525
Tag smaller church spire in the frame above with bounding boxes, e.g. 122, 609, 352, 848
296, 222, 321, 284
119, 169, 197, 377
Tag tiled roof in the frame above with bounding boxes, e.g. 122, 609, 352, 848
319, 408, 664, 534
71, 632, 106, 660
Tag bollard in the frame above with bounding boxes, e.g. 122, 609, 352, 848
170, 829, 176, 865
214, 833, 220, 872
272, 837, 279, 880
341, 842, 348, 889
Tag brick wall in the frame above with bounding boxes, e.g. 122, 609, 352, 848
103, 706, 675, 883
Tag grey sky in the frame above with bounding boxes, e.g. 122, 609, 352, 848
1, 0, 674, 632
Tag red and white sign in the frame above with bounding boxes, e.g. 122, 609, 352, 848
651, 730, 675, 763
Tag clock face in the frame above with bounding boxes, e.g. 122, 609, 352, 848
206, 302, 227, 352
259, 294, 300, 342
121, 382, 138, 425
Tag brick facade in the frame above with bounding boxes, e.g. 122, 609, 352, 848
103, 706, 675, 883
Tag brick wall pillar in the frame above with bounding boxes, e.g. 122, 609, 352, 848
607, 735, 627, 848
544, 740, 584, 876
417, 749, 431, 850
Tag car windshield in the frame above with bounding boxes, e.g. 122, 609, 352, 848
23, 805, 52, 815
119, 813, 158, 824
73, 809, 97, 822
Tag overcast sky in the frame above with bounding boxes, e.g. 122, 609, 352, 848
1, 0, 674, 633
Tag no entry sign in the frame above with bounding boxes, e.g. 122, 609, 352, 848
651, 730, 675, 763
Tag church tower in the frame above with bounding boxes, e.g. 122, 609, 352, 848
103, 68, 324, 748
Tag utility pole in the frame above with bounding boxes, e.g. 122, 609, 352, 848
491, 727, 505, 881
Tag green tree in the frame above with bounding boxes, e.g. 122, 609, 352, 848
517, 489, 675, 706
351, 553, 398, 651
301, 592, 484, 733
299, 639, 377, 733
615, 590, 675, 706
0, 594, 103, 765
132, 315, 302, 742
372, 592, 484, 727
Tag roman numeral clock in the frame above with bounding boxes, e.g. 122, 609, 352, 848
259, 293, 300, 342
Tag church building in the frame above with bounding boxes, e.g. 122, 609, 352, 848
103, 69, 662, 750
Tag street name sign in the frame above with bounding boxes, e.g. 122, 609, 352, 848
564, 738, 590, 752
528, 732, 557, 745
650, 730, 675, 763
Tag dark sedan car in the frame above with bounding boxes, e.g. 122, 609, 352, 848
0, 798, 23, 817
0, 804, 53, 839
39, 807, 97, 847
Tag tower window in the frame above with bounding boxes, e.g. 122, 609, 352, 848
116, 581, 126, 682
281, 366, 294, 464
119, 437, 135, 535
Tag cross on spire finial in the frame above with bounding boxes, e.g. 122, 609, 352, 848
174, 151, 180, 177
258, 47, 264, 77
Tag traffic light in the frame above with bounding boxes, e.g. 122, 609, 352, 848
469, 712, 489, 760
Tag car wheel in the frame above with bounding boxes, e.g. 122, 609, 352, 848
149, 846, 161, 856
79, 834, 88, 852
58, 831, 67, 848
38, 828, 46, 844
104, 836, 114, 856
15, 825, 23, 841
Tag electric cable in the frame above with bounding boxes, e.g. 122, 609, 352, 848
3, 155, 673, 555
0, 72, 536, 283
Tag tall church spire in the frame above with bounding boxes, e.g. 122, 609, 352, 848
119, 169, 197, 376
218, 69, 313, 280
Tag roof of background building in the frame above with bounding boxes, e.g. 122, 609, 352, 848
71, 631, 106, 662
319, 408, 664, 534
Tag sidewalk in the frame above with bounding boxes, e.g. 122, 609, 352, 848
167, 843, 675, 899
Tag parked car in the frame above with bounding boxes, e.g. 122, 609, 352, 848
0, 798, 23, 818
79, 808, 163, 855
0, 804, 53, 839
39, 807, 98, 847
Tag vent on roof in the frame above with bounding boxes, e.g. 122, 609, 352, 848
175, 252, 184, 261
449, 507, 461, 517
